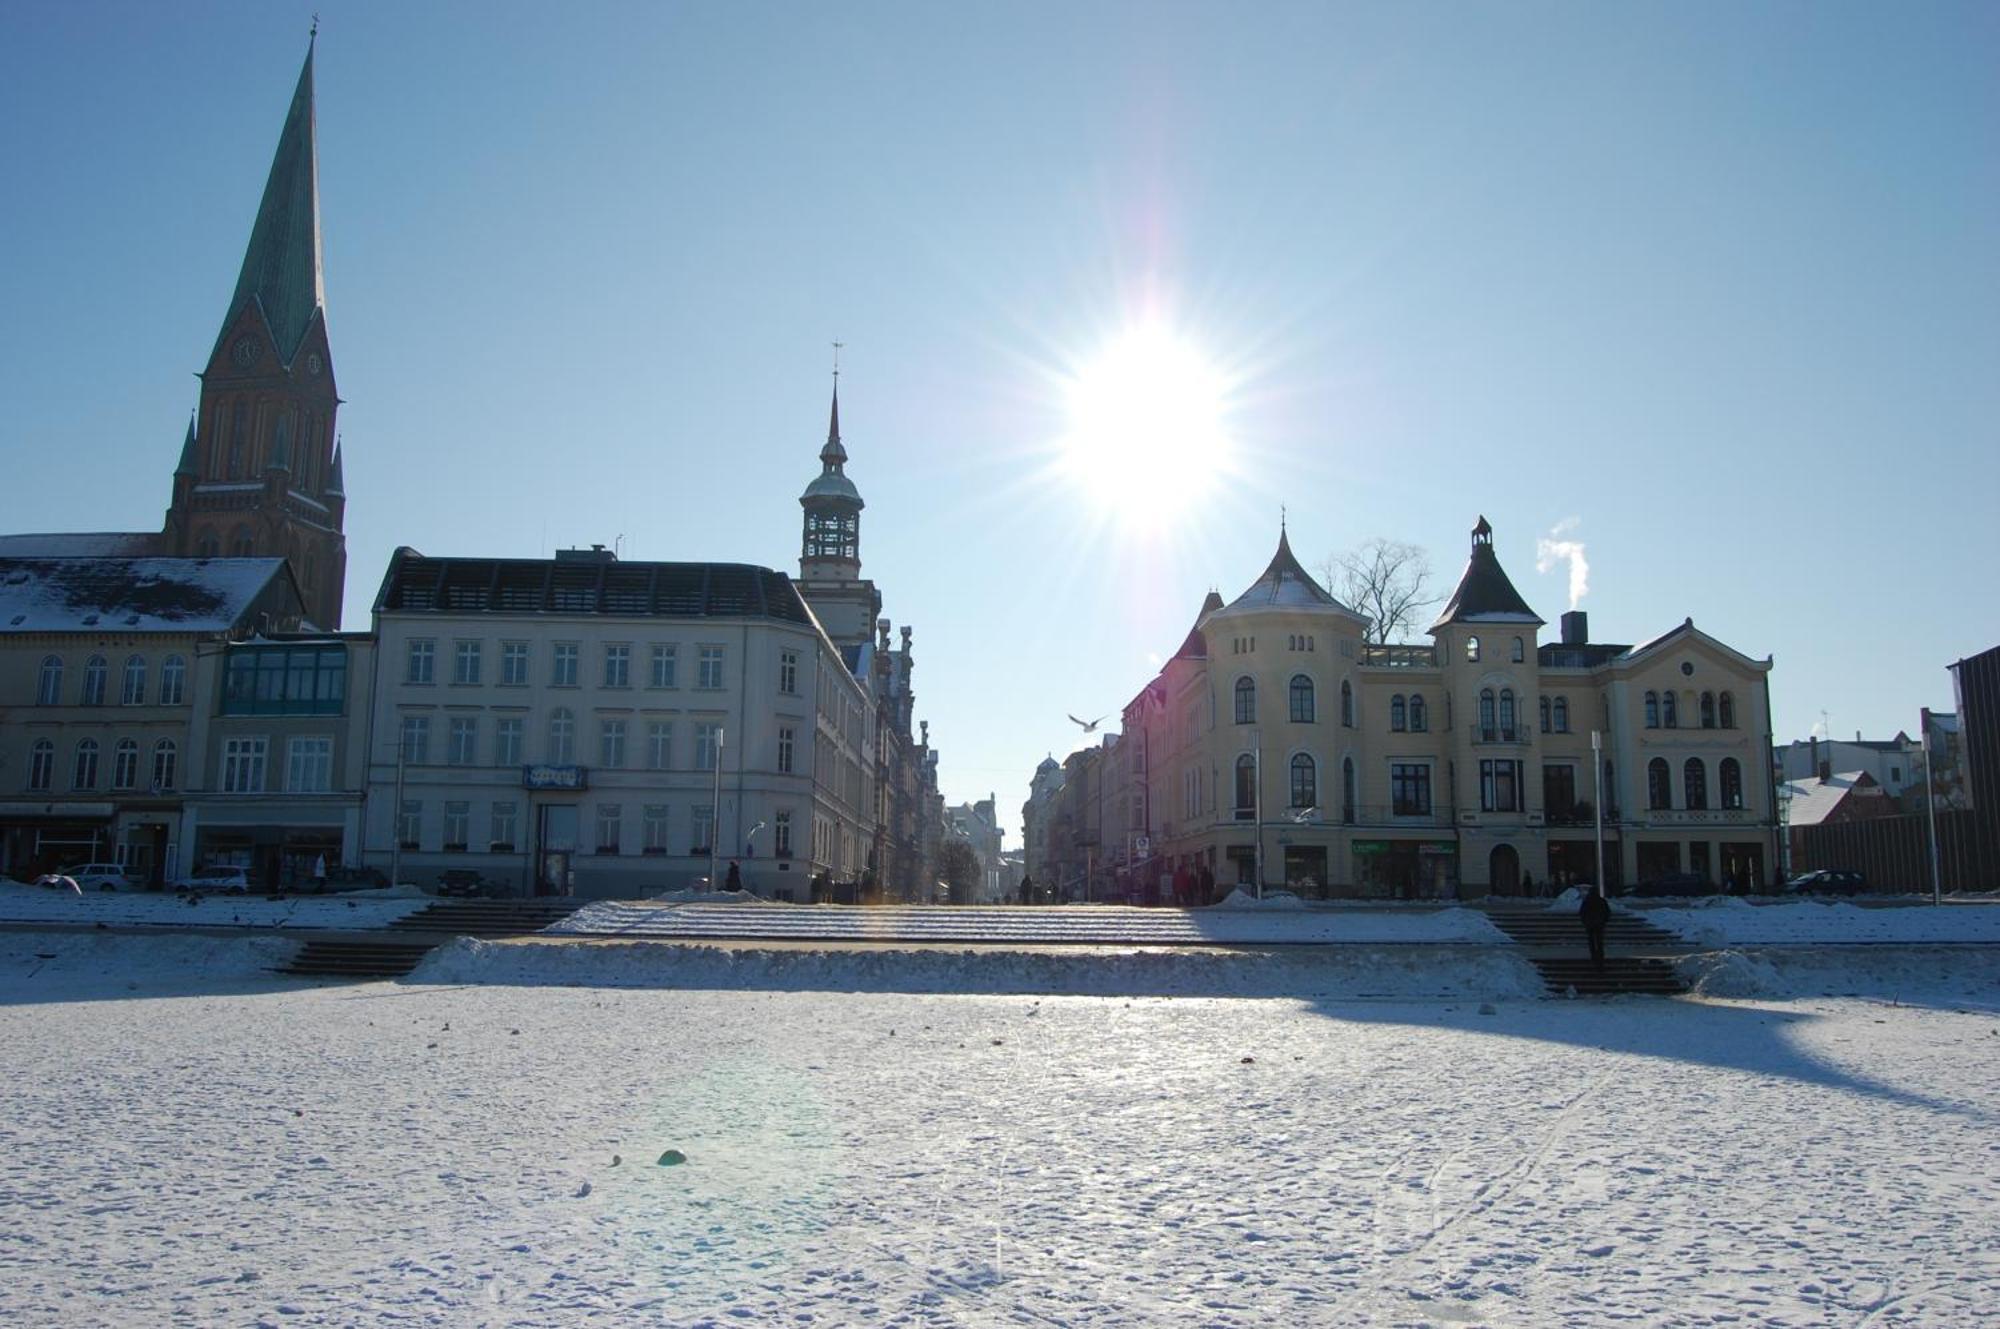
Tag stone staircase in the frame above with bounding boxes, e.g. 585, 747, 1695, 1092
1482, 903, 1691, 997
282, 898, 587, 980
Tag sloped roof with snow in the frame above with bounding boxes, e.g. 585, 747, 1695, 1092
1781, 772, 1883, 827
0, 558, 292, 633
1208, 532, 1366, 625
0, 532, 159, 558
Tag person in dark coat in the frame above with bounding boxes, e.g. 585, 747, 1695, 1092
1579, 885, 1611, 969
724, 859, 742, 892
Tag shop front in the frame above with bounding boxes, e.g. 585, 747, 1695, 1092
185, 797, 360, 889
1352, 838, 1459, 899
0, 801, 115, 879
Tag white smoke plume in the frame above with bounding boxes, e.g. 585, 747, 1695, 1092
1535, 518, 1590, 611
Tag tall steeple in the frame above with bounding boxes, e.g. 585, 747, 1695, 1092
795, 351, 881, 649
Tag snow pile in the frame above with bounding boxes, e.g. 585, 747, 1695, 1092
1, 930, 297, 996
637, 887, 773, 905
0, 881, 426, 929
1547, 886, 1584, 910
1216, 888, 1307, 909
413, 937, 1549, 1000
1655, 899, 2000, 947
1678, 947, 2000, 1002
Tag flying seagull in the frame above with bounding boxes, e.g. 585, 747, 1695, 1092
1068, 713, 1107, 733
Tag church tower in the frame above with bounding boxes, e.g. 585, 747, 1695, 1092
162, 35, 347, 629
796, 372, 881, 649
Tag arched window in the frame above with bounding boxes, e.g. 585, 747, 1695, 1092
37, 655, 63, 705
1719, 692, 1736, 729
1662, 691, 1678, 728
1699, 691, 1716, 729
1643, 691, 1658, 728
1499, 689, 1516, 737
82, 655, 108, 706
1390, 695, 1407, 731
1234, 754, 1257, 817
28, 739, 54, 791
1340, 680, 1354, 727
1512, 636, 1525, 663
1342, 757, 1357, 823
1409, 695, 1427, 732
1479, 688, 1497, 737
73, 739, 99, 790
231, 525, 255, 557
152, 739, 178, 791
1684, 758, 1708, 810
1290, 753, 1317, 809
1466, 635, 1481, 663
549, 708, 576, 765
1234, 677, 1256, 725
160, 655, 187, 705
1552, 697, 1569, 733
113, 739, 140, 789
1539, 696, 1551, 733
1289, 675, 1315, 724
1647, 758, 1672, 810
1720, 758, 1744, 810
122, 655, 146, 705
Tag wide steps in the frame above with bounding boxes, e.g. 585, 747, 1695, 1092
284, 940, 438, 979
1484, 909, 1683, 950
1533, 956, 1687, 996
388, 899, 585, 938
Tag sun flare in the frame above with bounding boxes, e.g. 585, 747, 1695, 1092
1059, 323, 1232, 520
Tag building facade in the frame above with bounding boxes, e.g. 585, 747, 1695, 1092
1082, 518, 1779, 898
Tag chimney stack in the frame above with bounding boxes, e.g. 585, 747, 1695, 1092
1561, 610, 1589, 646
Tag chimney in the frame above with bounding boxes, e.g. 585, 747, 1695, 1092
1561, 610, 1589, 646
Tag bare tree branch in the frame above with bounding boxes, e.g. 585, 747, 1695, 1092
1318, 538, 1439, 645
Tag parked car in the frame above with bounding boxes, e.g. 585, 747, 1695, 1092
1630, 871, 1716, 897
59, 862, 140, 892
1784, 869, 1871, 896
179, 865, 253, 894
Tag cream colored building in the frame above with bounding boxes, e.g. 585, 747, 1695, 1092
1125, 519, 1777, 897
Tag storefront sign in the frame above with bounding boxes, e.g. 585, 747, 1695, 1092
521, 764, 588, 791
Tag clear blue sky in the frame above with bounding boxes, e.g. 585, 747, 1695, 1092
4, 2, 1996, 843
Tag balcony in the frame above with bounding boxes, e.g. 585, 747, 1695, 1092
1472, 726, 1528, 745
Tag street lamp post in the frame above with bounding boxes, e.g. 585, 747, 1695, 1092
1591, 730, 1605, 894
1923, 734, 1943, 906
707, 726, 725, 893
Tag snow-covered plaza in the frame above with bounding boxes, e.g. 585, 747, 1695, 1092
3, 931, 1998, 1327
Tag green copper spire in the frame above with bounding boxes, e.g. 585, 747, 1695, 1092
216, 38, 324, 367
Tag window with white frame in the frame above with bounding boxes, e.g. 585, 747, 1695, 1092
1512, 636, 1525, 663
647, 721, 672, 770
500, 640, 530, 686
397, 800, 422, 849
121, 655, 146, 705
600, 718, 627, 769
113, 739, 140, 789
490, 801, 518, 851
774, 809, 792, 856
287, 736, 333, 792
443, 801, 470, 851
37, 655, 63, 705
779, 650, 799, 695
596, 803, 623, 854
1392, 763, 1432, 816
222, 737, 267, 793
494, 716, 523, 767
691, 804, 714, 853
454, 639, 482, 685
604, 644, 631, 688
1289, 753, 1317, 809
399, 714, 431, 764
1409, 695, 1427, 732
151, 739, 176, 791
448, 716, 478, 766
697, 645, 725, 689
82, 655, 107, 706
1479, 758, 1521, 812
406, 639, 436, 684
650, 644, 677, 688
777, 725, 795, 774
28, 739, 54, 790
696, 722, 721, 771
548, 708, 576, 764
551, 642, 579, 687
643, 804, 670, 854
159, 655, 186, 705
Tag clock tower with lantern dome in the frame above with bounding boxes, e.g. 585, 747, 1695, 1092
796, 370, 882, 649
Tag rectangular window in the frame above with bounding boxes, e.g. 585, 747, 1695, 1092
287, 736, 333, 793
222, 737, 267, 793
495, 717, 524, 767
600, 718, 627, 769
501, 641, 530, 686
596, 803, 623, 854
643, 804, 670, 854
453, 640, 482, 685
1544, 764, 1578, 820
697, 645, 725, 690
448, 716, 478, 766
604, 643, 631, 688
1391, 763, 1432, 816
777, 726, 795, 775
779, 650, 799, 695
399, 714, 431, 765
152, 741, 177, 791
121, 658, 146, 705
691, 803, 714, 853
407, 639, 436, 684
1480, 759, 1521, 813
650, 644, 677, 688
552, 642, 579, 687
398, 799, 421, 850
774, 809, 792, 856
490, 801, 518, 852
443, 801, 470, 851
647, 721, 672, 770
695, 722, 721, 771
220, 646, 346, 715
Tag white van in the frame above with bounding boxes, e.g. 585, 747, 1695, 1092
61, 863, 139, 892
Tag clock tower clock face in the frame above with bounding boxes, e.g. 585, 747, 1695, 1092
232, 336, 259, 369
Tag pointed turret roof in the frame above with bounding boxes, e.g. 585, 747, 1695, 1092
801, 383, 862, 505
821, 386, 847, 466
1210, 527, 1363, 624
215, 39, 324, 367
174, 412, 198, 477
1430, 515, 1543, 630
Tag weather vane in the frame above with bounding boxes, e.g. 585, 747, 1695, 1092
311, 13, 319, 38
832, 340, 843, 383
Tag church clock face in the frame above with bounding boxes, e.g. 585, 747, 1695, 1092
232, 336, 259, 369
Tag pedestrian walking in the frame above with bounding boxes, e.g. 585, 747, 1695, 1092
725, 859, 742, 892
1580, 885, 1611, 970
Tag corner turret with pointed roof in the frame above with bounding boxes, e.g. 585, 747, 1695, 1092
795, 366, 882, 647
1207, 524, 1366, 625
1429, 515, 1543, 631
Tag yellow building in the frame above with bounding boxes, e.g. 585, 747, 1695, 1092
1127, 518, 1776, 897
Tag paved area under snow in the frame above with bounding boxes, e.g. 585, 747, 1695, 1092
0, 881, 427, 930
3, 934, 1998, 1326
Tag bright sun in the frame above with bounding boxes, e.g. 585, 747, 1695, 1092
1060, 323, 1232, 520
